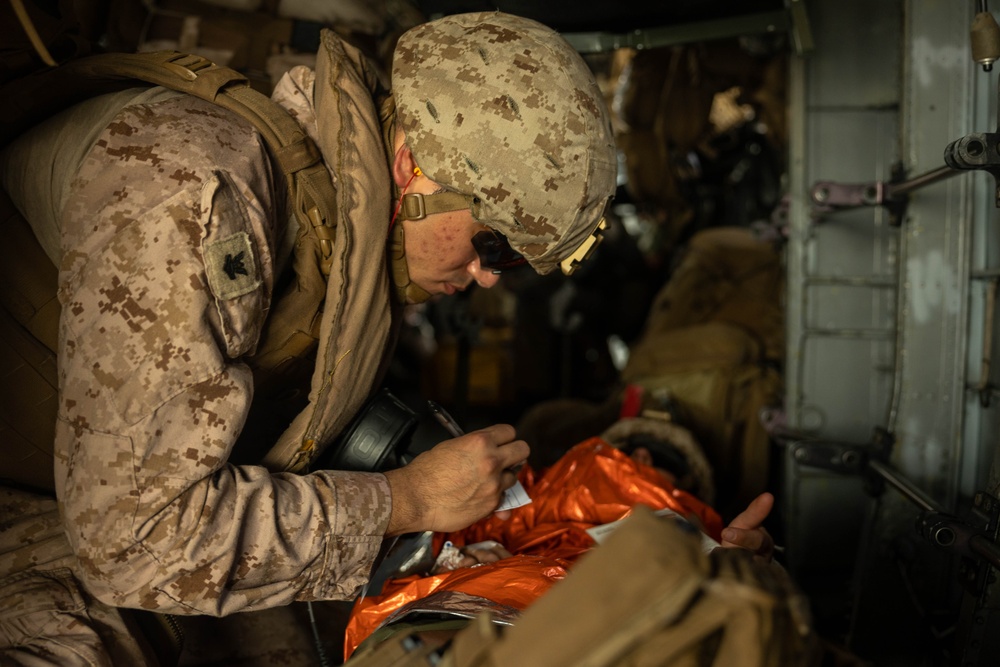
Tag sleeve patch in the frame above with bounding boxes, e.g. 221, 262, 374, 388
204, 232, 262, 300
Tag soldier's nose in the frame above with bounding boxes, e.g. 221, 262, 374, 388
468, 259, 501, 288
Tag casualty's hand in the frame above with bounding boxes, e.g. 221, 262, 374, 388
383, 424, 529, 535
720, 492, 775, 563
431, 540, 513, 574
458, 541, 512, 567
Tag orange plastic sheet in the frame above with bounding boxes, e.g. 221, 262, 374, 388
344, 437, 723, 659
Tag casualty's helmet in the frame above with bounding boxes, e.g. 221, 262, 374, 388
391, 11, 617, 276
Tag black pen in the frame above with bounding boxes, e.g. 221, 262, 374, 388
428, 400, 465, 438
429, 400, 526, 476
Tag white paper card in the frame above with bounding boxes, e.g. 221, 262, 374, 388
496, 480, 532, 511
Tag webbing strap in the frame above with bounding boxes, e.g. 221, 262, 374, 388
9, 0, 56, 66
44, 51, 339, 423
60, 51, 339, 275
397, 191, 474, 221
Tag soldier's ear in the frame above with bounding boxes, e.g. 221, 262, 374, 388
391, 144, 420, 188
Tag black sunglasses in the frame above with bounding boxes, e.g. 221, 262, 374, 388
471, 230, 527, 273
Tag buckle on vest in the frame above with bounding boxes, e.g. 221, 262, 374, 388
307, 206, 335, 275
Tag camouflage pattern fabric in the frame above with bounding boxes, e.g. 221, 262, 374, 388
0, 29, 401, 624
0, 23, 403, 665
51, 86, 392, 614
0, 24, 406, 665
391, 12, 617, 274
0, 487, 151, 666
0, 11, 623, 660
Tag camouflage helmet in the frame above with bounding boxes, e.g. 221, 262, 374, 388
391, 11, 617, 275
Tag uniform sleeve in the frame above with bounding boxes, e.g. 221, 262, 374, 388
53, 112, 392, 615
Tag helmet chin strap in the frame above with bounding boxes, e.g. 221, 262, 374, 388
388, 221, 432, 304
388, 191, 477, 304
396, 191, 476, 221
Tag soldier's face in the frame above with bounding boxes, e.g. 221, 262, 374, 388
401, 211, 501, 296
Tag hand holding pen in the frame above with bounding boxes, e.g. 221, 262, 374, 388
382, 411, 530, 534
427, 400, 531, 512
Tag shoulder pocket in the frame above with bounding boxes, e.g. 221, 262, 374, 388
200, 172, 267, 359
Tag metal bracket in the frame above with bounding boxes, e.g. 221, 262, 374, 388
943, 58, 1000, 207
916, 493, 1000, 582
790, 439, 870, 474
790, 427, 905, 502
944, 132, 1000, 207
809, 164, 961, 226
946, 488, 1000, 667
792, 429, 1000, 580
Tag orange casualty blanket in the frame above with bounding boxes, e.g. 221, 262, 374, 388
343, 437, 723, 659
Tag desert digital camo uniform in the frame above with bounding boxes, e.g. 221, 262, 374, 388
1, 26, 396, 633
55, 89, 391, 614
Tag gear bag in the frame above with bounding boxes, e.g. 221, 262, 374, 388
0, 2, 339, 492
621, 227, 784, 518
346, 506, 821, 667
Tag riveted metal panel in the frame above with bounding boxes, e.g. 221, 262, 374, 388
786, 0, 999, 661
784, 0, 903, 559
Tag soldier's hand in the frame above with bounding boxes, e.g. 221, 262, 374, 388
383, 424, 529, 535
720, 492, 775, 563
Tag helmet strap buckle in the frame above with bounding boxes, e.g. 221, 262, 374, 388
398, 191, 476, 222
400, 193, 427, 220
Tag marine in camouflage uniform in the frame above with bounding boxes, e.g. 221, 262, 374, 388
0, 12, 615, 665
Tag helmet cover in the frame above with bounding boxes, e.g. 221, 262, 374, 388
391, 11, 617, 274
